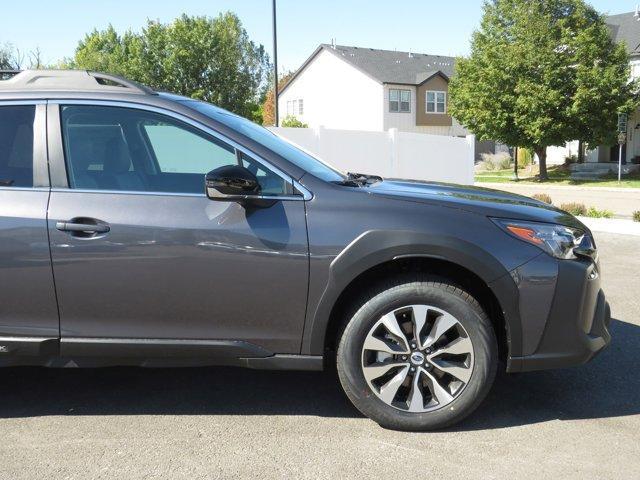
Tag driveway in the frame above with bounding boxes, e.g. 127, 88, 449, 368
0, 232, 638, 480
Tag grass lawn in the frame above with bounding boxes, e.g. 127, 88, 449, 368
475, 165, 640, 188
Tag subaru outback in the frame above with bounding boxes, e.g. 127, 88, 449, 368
0, 70, 610, 430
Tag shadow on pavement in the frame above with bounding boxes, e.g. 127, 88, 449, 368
0, 319, 637, 429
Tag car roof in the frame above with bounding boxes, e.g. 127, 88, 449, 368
0, 69, 156, 96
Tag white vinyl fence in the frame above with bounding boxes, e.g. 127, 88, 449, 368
268, 126, 475, 185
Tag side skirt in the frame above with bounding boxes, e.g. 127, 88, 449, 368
0, 336, 324, 370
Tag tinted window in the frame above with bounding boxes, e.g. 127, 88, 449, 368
182, 100, 346, 183
143, 122, 235, 174
60, 105, 288, 195
0, 105, 35, 188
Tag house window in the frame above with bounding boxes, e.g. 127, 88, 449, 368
286, 99, 304, 116
389, 89, 411, 113
426, 91, 446, 114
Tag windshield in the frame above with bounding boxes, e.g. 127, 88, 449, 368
182, 100, 346, 182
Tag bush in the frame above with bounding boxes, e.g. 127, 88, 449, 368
281, 115, 308, 128
585, 207, 613, 219
532, 193, 552, 204
479, 152, 512, 171
560, 202, 587, 216
633, 211, 640, 222
564, 154, 578, 165
517, 148, 533, 168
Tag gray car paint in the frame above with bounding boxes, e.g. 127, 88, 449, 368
47, 191, 309, 353
0, 88, 601, 368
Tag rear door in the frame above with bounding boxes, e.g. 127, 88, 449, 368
0, 102, 59, 347
46, 101, 309, 357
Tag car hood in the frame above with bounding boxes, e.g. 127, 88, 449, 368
367, 179, 586, 230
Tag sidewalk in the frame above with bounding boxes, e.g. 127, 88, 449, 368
478, 182, 640, 218
577, 216, 640, 237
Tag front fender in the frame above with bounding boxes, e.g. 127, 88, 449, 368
301, 229, 522, 356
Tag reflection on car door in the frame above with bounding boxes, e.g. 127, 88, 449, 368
46, 103, 309, 356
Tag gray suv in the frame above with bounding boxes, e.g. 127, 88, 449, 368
0, 70, 611, 430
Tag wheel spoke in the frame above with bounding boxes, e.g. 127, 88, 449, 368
379, 365, 409, 404
379, 312, 411, 352
362, 361, 407, 383
410, 305, 428, 349
422, 368, 454, 405
363, 335, 406, 355
428, 336, 473, 358
407, 369, 425, 412
424, 312, 458, 348
430, 359, 473, 384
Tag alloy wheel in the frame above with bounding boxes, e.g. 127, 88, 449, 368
361, 304, 475, 413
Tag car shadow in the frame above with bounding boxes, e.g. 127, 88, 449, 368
0, 319, 637, 429
455, 318, 640, 431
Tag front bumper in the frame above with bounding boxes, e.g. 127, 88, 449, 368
506, 256, 611, 372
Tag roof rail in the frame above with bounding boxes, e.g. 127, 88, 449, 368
0, 69, 156, 95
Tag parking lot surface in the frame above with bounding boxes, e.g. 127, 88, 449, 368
0, 232, 638, 480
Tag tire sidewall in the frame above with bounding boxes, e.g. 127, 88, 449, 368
337, 281, 497, 431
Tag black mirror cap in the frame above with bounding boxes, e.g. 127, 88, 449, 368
205, 165, 260, 200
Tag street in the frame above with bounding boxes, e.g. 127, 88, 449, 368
0, 232, 638, 479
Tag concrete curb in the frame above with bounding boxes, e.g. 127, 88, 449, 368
577, 216, 640, 237
477, 182, 640, 193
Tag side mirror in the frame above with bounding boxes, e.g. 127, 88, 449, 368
205, 165, 260, 201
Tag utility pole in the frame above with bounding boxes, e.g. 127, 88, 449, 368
272, 0, 279, 126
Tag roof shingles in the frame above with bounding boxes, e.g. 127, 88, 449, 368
320, 44, 456, 84
607, 11, 640, 56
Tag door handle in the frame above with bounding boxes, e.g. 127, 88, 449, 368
56, 220, 110, 235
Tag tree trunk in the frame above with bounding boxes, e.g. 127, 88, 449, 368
536, 148, 549, 181
578, 140, 584, 164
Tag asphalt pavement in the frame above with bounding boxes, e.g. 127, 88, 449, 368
0, 232, 638, 479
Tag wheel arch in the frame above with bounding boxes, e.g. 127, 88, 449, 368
302, 230, 521, 365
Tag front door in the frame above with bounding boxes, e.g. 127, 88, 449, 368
47, 103, 309, 356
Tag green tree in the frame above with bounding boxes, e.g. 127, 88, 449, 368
66, 13, 270, 121
449, 0, 637, 180
280, 115, 308, 128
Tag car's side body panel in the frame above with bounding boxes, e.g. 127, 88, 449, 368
297, 176, 544, 359
47, 190, 309, 353
0, 102, 59, 341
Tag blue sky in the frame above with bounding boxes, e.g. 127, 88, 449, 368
1, 0, 637, 72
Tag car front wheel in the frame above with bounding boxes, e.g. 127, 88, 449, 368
336, 277, 497, 430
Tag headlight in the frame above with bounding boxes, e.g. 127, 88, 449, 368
491, 218, 595, 260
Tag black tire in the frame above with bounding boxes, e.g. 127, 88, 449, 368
336, 275, 497, 431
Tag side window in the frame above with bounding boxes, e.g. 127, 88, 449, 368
239, 152, 288, 195
142, 121, 236, 174
60, 105, 289, 195
0, 105, 35, 188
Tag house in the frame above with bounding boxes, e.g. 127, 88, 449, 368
278, 43, 470, 137
577, 10, 640, 171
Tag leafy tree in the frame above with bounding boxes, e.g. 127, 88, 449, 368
449, 0, 637, 180
262, 71, 293, 126
66, 13, 270, 121
281, 115, 308, 128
